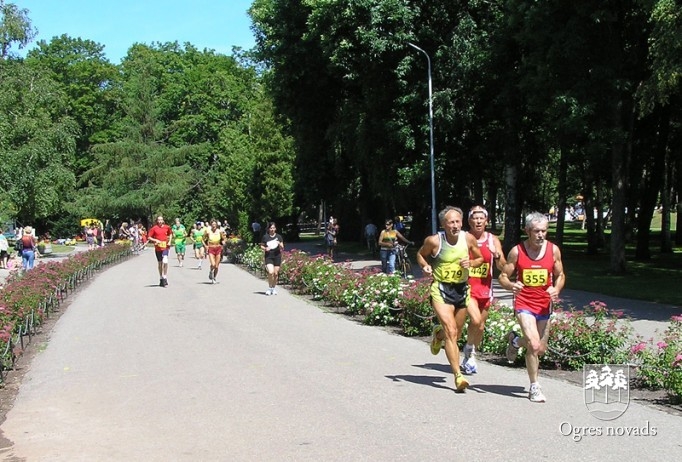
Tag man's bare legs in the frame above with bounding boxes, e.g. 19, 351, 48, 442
510, 313, 550, 402
432, 300, 469, 391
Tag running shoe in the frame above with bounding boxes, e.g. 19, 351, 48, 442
506, 331, 519, 363
208, 269, 214, 281
211, 278, 216, 285
272, 288, 278, 295
455, 372, 469, 392
529, 385, 546, 403
265, 288, 272, 296
463, 354, 478, 375
159, 278, 164, 287
430, 324, 444, 355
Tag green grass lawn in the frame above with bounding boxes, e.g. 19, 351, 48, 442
558, 221, 682, 306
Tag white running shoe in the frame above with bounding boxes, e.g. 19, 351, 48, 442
529, 385, 546, 403
272, 288, 278, 295
506, 331, 520, 363
463, 355, 478, 375
265, 288, 272, 296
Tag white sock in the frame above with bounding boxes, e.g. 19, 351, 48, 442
530, 382, 539, 390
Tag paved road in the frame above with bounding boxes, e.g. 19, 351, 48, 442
0, 248, 680, 461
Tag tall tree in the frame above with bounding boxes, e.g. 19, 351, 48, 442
26, 35, 121, 172
0, 0, 36, 59
0, 60, 77, 226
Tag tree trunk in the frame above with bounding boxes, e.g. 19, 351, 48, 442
555, 149, 568, 246
610, 130, 628, 273
503, 164, 520, 254
487, 180, 499, 233
659, 108, 673, 253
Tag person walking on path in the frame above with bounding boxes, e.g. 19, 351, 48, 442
460, 205, 507, 375
416, 206, 484, 392
498, 211, 566, 403
147, 216, 172, 287
203, 220, 226, 284
378, 219, 412, 274
260, 221, 284, 295
364, 221, 378, 254
171, 218, 188, 267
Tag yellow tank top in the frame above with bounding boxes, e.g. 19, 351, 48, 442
206, 230, 222, 245
432, 231, 469, 283
381, 230, 397, 244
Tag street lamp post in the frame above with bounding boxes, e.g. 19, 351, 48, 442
407, 42, 437, 235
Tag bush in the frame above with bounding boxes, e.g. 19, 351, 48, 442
630, 315, 682, 403
542, 301, 633, 369
398, 278, 433, 336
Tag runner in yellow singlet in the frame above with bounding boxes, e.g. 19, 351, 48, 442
203, 220, 226, 284
416, 206, 484, 392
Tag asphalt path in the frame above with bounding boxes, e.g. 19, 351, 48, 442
0, 247, 680, 461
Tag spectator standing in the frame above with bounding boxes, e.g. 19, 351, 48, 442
364, 221, 378, 252
251, 220, 262, 243
0, 228, 8, 269
325, 218, 339, 259
394, 216, 406, 234
20, 226, 38, 271
378, 219, 412, 274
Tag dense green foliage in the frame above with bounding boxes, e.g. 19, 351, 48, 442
1, 1, 681, 276
1, 4, 296, 235
250, 0, 682, 271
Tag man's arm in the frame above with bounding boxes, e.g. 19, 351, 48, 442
416, 235, 438, 276
548, 244, 565, 302
466, 233, 484, 268
491, 235, 507, 272
498, 246, 520, 292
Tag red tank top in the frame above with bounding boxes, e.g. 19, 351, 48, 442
468, 232, 493, 300
514, 241, 555, 315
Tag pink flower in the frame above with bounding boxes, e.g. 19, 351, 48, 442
674, 354, 682, 366
630, 342, 647, 354
656, 341, 668, 350
671, 315, 682, 322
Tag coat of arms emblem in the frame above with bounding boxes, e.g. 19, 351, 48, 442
583, 364, 630, 421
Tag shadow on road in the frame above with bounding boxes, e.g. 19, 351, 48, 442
468, 384, 528, 399
385, 374, 451, 391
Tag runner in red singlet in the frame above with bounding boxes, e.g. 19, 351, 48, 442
498, 212, 565, 403
460, 205, 507, 375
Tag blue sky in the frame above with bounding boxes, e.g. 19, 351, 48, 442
14, 0, 257, 63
